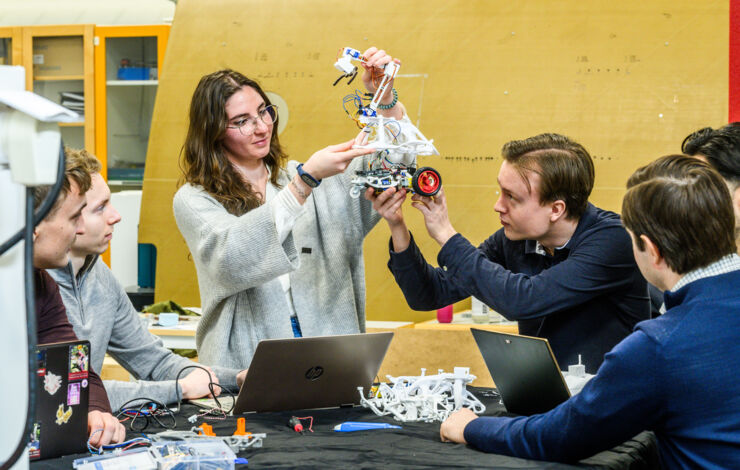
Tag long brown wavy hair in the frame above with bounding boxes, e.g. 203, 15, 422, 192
179, 69, 288, 215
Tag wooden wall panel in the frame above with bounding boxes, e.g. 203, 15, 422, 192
140, 0, 728, 321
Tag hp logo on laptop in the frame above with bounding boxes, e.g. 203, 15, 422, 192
305, 366, 324, 381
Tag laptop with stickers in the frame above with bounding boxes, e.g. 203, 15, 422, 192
28, 340, 90, 460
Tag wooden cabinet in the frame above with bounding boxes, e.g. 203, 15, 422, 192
0, 27, 23, 65
4, 24, 168, 270
93, 25, 170, 187
21, 25, 95, 152
3, 24, 169, 176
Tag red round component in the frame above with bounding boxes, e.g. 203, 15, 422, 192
412, 167, 442, 196
289, 417, 304, 432
418, 171, 439, 193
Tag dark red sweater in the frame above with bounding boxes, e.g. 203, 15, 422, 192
35, 268, 112, 413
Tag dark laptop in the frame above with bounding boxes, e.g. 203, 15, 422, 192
229, 332, 393, 413
471, 329, 570, 416
29, 340, 90, 460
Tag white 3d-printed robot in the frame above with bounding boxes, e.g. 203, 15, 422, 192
333, 47, 441, 199
357, 367, 486, 423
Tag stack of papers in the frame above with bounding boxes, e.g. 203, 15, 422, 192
60, 91, 84, 114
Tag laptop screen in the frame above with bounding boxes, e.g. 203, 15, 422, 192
471, 329, 570, 416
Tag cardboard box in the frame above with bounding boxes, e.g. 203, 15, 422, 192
32, 36, 83, 77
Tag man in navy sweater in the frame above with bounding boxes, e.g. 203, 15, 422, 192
682, 122, 740, 253
368, 133, 649, 372
645, 124, 740, 317
440, 155, 740, 468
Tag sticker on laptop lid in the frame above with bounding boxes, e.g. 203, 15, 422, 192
67, 382, 81, 406
43, 371, 62, 395
27, 422, 41, 459
55, 403, 73, 425
69, 344, 89, 381
36, 350, 46, 376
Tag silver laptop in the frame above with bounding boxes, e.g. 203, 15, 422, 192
195, 332, 393, 414
471, 328, 571, 416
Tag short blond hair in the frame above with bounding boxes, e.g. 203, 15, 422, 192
32, 147, 100, 213
66, 147, 102, 175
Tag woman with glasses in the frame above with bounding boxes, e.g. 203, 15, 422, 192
173, 47, 405, 369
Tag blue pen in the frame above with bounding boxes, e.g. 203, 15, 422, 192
334, 421, 402, 432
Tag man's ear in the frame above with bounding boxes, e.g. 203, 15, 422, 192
33, 227, 38, 242
549, 200, 567, 222
640, 234, 663, 267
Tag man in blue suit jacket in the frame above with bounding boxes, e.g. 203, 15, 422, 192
440, 155, 740, 468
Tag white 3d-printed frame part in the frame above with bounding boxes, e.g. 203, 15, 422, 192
149, 428, 266, 453
358, 367, 486, 423
354, 114, 439, 163
334, 46, 440, 197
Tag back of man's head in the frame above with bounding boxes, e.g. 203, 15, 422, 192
32, 147, 95, 214
501, 133, 594, 220
682, 122, 740, 189
626, 153, 710, 188
622, 155, 736, 274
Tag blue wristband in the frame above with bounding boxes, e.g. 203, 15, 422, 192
296, 163, 321, 188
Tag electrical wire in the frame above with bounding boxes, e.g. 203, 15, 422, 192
342, 91, 367, 128
0, 142, 66, 470
295, 416, 314, 432
288, 415, 314, 433
173, 365, 233, 415
384, 120, 402, 141
371, 67, 383, 89
116, 398, 176, 432
0, 143, 67, 256
196, 406, 229, 421
115, 364, 237, 434
86, 429, 151, 455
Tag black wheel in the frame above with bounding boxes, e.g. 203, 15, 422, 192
412, 167, 442, 196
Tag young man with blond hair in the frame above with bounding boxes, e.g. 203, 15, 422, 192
33, 149, 125, 448
48, 148, 246, 411
440, 155, 740, 468
370, 133, 650, 372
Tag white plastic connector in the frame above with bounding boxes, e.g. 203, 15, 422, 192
334, 56, 356, 75
341, 47, 362, 60
563, 354, 594, 395
334, 47, 362, 74
567, 354, 586, 378
382, 61, 400, 78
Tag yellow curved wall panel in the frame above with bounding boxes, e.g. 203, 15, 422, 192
140, 0, 728, 322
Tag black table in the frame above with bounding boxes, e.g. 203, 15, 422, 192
31, 388, 658, 469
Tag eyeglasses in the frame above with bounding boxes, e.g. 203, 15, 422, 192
226, 104, 278, 136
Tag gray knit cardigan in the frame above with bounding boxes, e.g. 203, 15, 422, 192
173, 157, 381, 369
